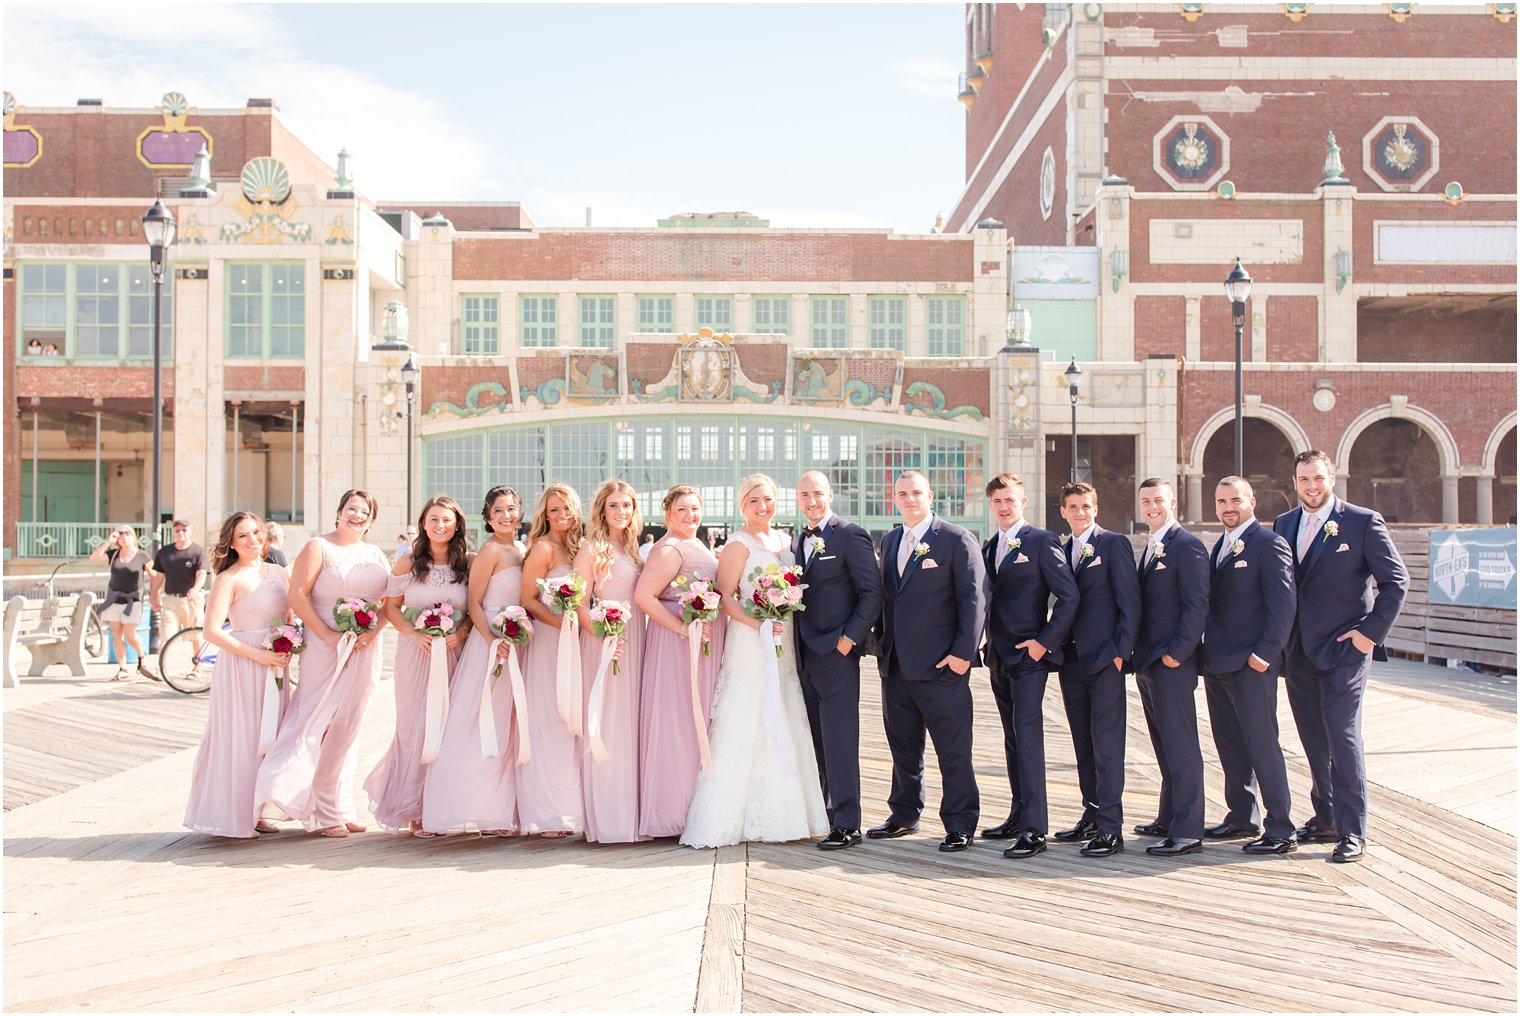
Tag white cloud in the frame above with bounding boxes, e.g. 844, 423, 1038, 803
896, 57, 961, 100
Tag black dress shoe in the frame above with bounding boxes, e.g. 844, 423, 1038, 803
1053, 818, 1098, 843
865, 820, 918, 840
1330, 836, 1364, 863
1080, 832, 1124, 857
939, 832, 972, 852
1242, 835, 1298, 854
1132, 821, 1168, 837
1002, 830, 1047, 859
1145, 837, 1202, 856
817, 827, 862, 851
980, 819, 1021, 840
1203, 820, 1261, 840
1295, 823, 1340, 844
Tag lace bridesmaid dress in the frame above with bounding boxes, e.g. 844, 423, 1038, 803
579, 550, 647, 843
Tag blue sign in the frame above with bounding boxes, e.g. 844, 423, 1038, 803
1428, 528, 1517, 610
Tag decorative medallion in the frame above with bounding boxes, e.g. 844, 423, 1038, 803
678, 329, 735, 402
1039, 147, 1056, 221
1153, 116, 1229, 190
137, 91, 213, 169
241, 156, 292, 203
3, 92, 42, 168
1361, 116, 1438, 192
1312, 388, 1336, 413
220, 157, 313, 244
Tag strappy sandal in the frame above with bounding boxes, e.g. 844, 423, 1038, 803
318, 826, 349, 838
254, 821, 280, 834
110, 666, 129, 681
344, 821, 367, 833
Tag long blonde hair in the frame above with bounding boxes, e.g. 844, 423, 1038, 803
586, 479, 643, 588
526, 482, 584, 560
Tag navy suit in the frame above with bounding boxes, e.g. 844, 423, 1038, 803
875, 514, 987, 835
981, 522, 1079, 834
1201, 519, 1297, 840
792, 514, 883, 831
1132, 524, 1210, 840
1057, 525, 1142, 837
1273, 497, 1408, 840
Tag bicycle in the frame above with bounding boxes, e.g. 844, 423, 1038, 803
158, 624, 220, 694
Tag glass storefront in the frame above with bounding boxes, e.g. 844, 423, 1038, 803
423, 415, 987, 544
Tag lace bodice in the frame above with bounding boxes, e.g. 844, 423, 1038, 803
592, 550, 641, 604
655, 536, 720, 602
228, 565, 290, 633
386, 562, 470, 613
311, 537, 390, 617
730, 529, 794, 602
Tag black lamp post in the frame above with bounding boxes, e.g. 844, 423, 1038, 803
400, 354, 419, 521
1223, 257, 1253, 478
1064, 357, 1083, 483
140, 200, 176, 552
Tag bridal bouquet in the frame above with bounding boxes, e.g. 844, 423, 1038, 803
403, 601, 459, 638
589, 600, 630, 675
490, 604, 534, 678
678, 580, 722, 656
537, 574, 586, 617
262, 621, 305, 688
333, 597, 382, 635
744, 562, 807, 658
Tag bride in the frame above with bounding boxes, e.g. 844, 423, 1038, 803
681, 473, 830, 848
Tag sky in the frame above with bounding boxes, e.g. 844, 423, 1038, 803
4, 2, 970, 232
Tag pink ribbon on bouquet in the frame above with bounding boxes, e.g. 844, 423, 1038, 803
419, 635, 449, 764
480, 638, 532, 766
555, 615, 582, 736
686, 619, 713, 771
299, 631, 358, 742
585, 637, 617, 764
257, 665, 282, 756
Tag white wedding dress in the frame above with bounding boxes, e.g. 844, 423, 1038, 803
680, 529, 830, 848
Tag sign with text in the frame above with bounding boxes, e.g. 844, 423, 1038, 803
1428, 528, 1517, 610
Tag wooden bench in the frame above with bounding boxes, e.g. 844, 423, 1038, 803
2, 592, 97, 688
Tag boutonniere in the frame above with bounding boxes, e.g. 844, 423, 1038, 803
913, 542, 930, 559
1152, 543, 1167, 560
1004, 536, 1022, 554
1080, 543, 1095, 561
1321, 520, 1339, 542
808, 535, 827, 557
1231, 539, 1246, 557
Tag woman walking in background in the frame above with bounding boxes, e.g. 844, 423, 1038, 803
90, 525, 155, 681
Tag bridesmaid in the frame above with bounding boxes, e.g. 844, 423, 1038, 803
184, 512, 292, 838
634, 484, 727, 838
364, 496, 472, 834
256, 490, 391, 837
421, 485, 525, 836
518, 483, 586, 837
574, 480, 647, 843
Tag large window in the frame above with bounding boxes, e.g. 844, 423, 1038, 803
752, 296, 791, 335
868, 296, 906, 350
636, 295, 674, 333
810, 296, 848, 348
17, 262, 174, 358
422, 416, 986, 539
694, 295, 733, 333
520, 295, 558, 347
227, 262, 304, 358
460, 294, 499, 354
926, 295, 965, 356
578, 295, 615, 347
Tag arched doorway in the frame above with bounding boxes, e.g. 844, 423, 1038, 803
1347, 419, 1442, 523
1200, 418, 1297, 523
1497, 427, 1516, 525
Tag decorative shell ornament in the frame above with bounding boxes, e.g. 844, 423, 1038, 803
160, 92, 190, 116
241, 156, 292, 204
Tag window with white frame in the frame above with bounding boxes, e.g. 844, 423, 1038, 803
868, 296, 906, 350
578, 295, 615, 347
925, 295, 965, 356
752, 295, 791, 334
17, 262, 175, 358
694, 295, 733, 333
460, 294, 499, 354
227, 262, 302, 358
809, 296, 848, 348
521, 294, 558, 347
636, 295, 674, 333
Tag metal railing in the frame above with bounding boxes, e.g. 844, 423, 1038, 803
14, 522, 173, 559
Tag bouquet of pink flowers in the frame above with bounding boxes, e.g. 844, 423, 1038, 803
537, 574, 586, 617
333, 597, 382, 635
403, 601, 458, 638
490, 605, 534, 679
678, 580, 722, 656
744, 562, 807, 658
262, 621, 305, 688
589, 600, 630, 675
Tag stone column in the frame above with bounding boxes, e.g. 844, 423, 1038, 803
1442, 475, 1460, 525
1185, 470, 1204, 525
1476, 474, 1495, 525
1320, 184, 1357, 362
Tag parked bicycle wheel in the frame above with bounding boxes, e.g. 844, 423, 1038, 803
83, 611, 105, 660
159, 626, 215, 694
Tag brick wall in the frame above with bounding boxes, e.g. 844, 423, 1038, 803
1134, 295, 1187, 359
627, 342, 675, 390
14, 365, 174, 400
1358, 301, 1516, 364
1267, 296, 1318, 361
965, 5, 1056, 178
224, 364, 305, 393
963, 99, 1068, 246
735, 343, 787, 389
901, 366, 991, 417
1354, 200, 1519, 286
1105, 10, 1515, 61
1198, 296, 1253, 363
1131, 199, 1325, 286
11, 204, 150, 243
421, 365, 511, 413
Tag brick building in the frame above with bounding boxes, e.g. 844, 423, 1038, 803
2, 6, 1514, 559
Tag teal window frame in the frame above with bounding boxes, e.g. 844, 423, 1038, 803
636, 295, 674, 333
17, 261, 175, 360
809, 296, 849, 348
926, 295, 965, 357
752, 296, 791, 335
868, 296, 906, 350
694, 295, 733, 333
520, 294, 559, 347
460, 294, 500, 354
226, 261, 304, 359
578, 294, 616, 347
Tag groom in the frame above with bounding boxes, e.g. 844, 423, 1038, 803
872, 470, 986, 852
793, 471, 883, 851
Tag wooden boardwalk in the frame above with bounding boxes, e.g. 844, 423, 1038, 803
4, 636, 1514, 1012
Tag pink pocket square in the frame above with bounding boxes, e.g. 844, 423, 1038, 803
1335, 544, 1351, 553
1154, 562, 1167, 571
1089, 556, 1103, 567
921, 559, 940, 569
1013, 553, 1029, 564
1233, 559, 1249, 568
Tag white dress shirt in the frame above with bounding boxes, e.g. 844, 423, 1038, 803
897, 515, 934, 575
994, 518, 1028, 570
802, 510, 836, 566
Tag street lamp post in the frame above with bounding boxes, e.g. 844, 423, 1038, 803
400, 354, 419, 522
1223, 257, 1253, 477
140, 200, 176, 553
1064, 358, 1083, 483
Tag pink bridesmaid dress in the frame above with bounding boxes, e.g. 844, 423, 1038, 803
579, 551, 647, 843
421, 563, 523, 834
516, 564, 585, 834
637, 536, 727, 839
184, 565, 290, 837
255, 537, 390, 831
364, 563, 468, 832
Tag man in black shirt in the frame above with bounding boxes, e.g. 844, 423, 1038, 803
151, 520, 212, 662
